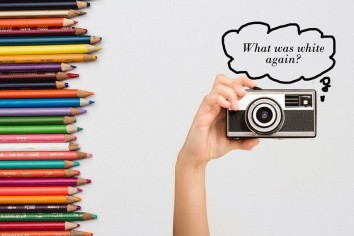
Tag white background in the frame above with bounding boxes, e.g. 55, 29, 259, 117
75, 0, 354, 235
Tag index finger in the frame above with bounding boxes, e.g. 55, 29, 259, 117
233, 76, 257, 89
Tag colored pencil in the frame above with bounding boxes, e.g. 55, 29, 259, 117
0, 169, 80, 178
0, 151, 91, 160
0, 18, 77, 28
0, 108, 86, 117
0, 98, 94, 108
0, 134, 76, 142
0, 44, 101, 55
0, 36, 102, 46
0, 63, 75, 73
0, 186, 82, 196
0, 196, 81, 204
0, 89, 93, 98
0, 178, 90, 187
0, 1, 90, 10
0, 160, 79, 169
0, 82, 68, 89
0, 204, 80, 213
0, 10, 86, 19
0, 72, 79, 82
0, 116, 76, 126
0, 54, 97, 64
0, 221, 79, 230
0, 143, 80, 151
0, 212, 96, 222
0, 125, 82, 134
0, 231, 92, 236
0, 27, 87, 37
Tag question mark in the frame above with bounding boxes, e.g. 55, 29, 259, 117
296, 54, 301, 63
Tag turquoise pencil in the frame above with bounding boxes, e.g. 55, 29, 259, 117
0, 160, 79, 169
0, 98, 94, 108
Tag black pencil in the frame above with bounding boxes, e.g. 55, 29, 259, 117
0, 81, 68, 90
0, 1, 90, 10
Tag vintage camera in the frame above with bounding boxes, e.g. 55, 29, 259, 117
227, 89, 317, 138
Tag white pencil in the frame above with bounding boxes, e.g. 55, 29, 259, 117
0, 143, 79, 151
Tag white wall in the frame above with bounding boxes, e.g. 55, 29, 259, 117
78, 1, 354, 235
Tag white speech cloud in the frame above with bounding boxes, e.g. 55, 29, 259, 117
222, 22, 336, 84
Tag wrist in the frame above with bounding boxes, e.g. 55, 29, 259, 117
177, 148, 209, 170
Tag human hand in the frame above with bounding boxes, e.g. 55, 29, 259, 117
178, 74, 260, 167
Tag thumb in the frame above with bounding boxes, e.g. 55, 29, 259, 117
228, 139, 260, 151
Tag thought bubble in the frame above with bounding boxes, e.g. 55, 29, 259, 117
222, 22, 336, 84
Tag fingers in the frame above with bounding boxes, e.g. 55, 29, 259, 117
228, 138, 260, 151
210, 85, 238, 110
212, 74, 256, 110
197, 74, 257, 117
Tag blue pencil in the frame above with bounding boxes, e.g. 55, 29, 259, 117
0, 98, 94, 108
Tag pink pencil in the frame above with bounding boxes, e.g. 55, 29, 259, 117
0, 134, 76, 143
0, 151, 91, 160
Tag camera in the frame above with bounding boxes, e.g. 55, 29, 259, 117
227, 89, 317, 138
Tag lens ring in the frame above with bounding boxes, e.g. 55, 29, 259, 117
245, 98, 284, 135
253, 104, 276, 127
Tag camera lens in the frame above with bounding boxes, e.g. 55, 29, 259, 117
245, 98, 284, 135
256, 107, 273, 124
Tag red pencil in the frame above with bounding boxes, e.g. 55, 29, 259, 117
0, 222, 79, 230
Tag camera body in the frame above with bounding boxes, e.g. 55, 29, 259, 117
227, 89, 317, 138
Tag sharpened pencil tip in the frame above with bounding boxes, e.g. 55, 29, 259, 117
92, 214, 97, 219
79, 11, 87, 15
77, 127, 83, 131
71, 65, 77, 69
87, 2, 91, 6
87, 153, 93, 158
95, 46, 102, 51
78, 109, 87, 114
67, 73, 79, 78
89, 100, 95, 104
76, 205, 81, 210
74, 20, 78, 24
74, 162, 80, 167
86, 179, 92, 183
78, 188, 83, 192
65, 83, 69, 88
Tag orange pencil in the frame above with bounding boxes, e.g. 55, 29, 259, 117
0, 89, 93, 98
0, 18, 77, 28
0, 54, 97, 64
0, 195, 80, 204
0, 231, 92, 236
0, 169, 80, 178
0, 186, 81, 196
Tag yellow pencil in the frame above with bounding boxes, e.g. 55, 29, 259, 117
0, 44, 101, 55
0, 54, 97, 64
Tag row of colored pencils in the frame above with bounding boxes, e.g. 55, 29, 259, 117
0, 0, 98, 235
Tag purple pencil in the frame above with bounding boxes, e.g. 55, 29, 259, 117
0, 63, 75, 73
0, 107, 86, 116
0, 178, 91, 187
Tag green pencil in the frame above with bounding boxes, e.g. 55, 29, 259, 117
0, 160, 79, 169
0, 125, 82, 134
0, 212, 97, 221
0, 116, 76, 125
